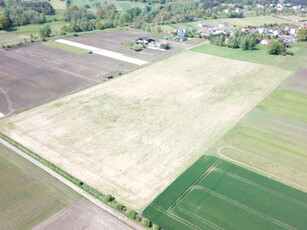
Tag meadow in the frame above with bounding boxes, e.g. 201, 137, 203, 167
0, 50, 291, 210
143, 156, 307, 230
191, 43, 307, 72
0, 142, 79, 229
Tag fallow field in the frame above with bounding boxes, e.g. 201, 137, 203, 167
143, 156, 307, 230
0, 51, 291, 210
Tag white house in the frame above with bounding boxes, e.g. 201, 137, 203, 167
235, 8, 243, 14
260, 38, 270, 45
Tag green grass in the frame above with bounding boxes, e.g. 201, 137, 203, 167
11, 20, 68, 37
191, 43, 307, 72
42, 40, 89, 54
0, 142, 79, 229
143, 156, 307, 230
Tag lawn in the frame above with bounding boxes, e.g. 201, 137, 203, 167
42, 40, 89, 54
0, 142, 79, 229
207, 74, 307, 192
0, 51, 291, 210
143, 156, 307, 230
191, 43, 307, 72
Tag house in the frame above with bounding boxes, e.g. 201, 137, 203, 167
257, 4, 265, 9
224, 9, 232, 14
260, 38, 270, 45
258, 28, 269, 34
289, 28, 298, 35
136, 36, 155, 45
235, 8, 243, 14
219, 21, 228, 28
175, 27, 188, 41
273, 29, 282, 37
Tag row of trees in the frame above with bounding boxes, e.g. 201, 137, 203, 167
210, 31, 258, 50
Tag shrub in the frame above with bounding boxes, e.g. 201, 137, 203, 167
39, 25, 52, 38
105, 194, 114, 202
142, 218, 150, 228
126, 209, 136, 219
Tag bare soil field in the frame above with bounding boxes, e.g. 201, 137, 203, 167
34, 199, 129, 230
0, 43, 136, 116
66, 29, 202, 61
0, 51, 291, 210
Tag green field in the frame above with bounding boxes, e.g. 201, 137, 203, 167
49, 0, 67, 10
207, 72, 307, 191
10, 20, 68, 37
0, 142, 79, 229
42, 40, 89, 54
161, 15, 307, 31
70, 0, 152, 11
143, 156, 307, 230
191, 43, 307, 72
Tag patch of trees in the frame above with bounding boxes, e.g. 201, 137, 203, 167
21, 2, 55, 15
0, 1, 55, 28
267, 39, 293, 56
8, 6, 47, 26
297, 28, 307, 41
210, 31, 258, 50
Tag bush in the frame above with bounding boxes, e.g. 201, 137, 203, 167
142, 218, 150, 228
126, 209, 136, 219
39, 25, 52, 38
105, 194, 114, 202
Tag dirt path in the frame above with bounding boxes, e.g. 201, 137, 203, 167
56, 39, 148, 66
0, 137, 145, 230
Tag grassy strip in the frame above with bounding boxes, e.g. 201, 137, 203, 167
191, 43, 307, 72
42, 40, 89, 54
0, 132, 157, 229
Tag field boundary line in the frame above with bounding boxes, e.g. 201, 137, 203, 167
167, 160, 220, 212
217, 146, 307, 191
177, 206, 224, 230
215, 168, 307, 208
0, 137, 144, 230
194, 186, 296, 230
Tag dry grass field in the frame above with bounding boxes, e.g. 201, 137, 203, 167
0, 51, 291, 210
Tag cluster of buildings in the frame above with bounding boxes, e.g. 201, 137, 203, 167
136, 36, 169, 50
224, 8, 243, 15
257, 3, 307, 12
173, 21, 307, 46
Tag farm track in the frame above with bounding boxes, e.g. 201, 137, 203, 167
0, 137, 144, 230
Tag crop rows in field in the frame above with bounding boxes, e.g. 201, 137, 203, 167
143, 156, 307, 230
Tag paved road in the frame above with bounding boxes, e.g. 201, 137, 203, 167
0, 137, 145, 230
56, 39, 148, 66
